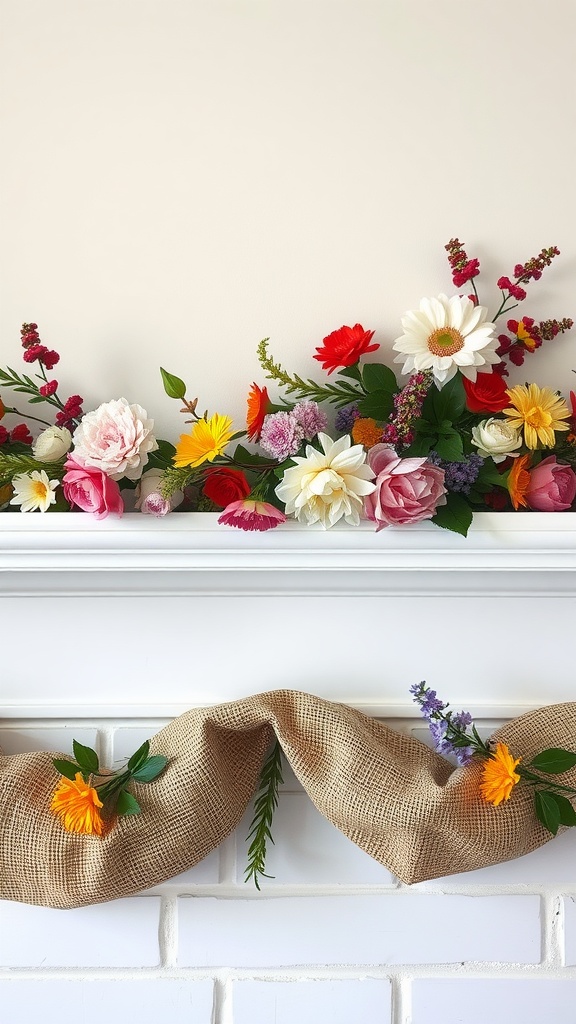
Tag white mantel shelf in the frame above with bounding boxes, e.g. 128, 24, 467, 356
1, 511, 576, 572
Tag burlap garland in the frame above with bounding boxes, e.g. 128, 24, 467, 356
1, 690, 575, 909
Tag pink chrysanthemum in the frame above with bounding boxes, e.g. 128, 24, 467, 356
259, 412, 304, 461
292, 400, 328, 440
218, 499, 286, 532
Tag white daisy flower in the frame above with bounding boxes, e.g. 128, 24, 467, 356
275, 433, 376, 528
9, 470, 60, 512
392, 294, 500, 388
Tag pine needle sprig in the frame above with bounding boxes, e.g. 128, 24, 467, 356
257, 339, 364, 408
0, 450, 65, 486
244, 739, 284, 890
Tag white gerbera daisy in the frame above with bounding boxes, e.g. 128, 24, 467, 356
9, 470, 60, 512
275, 433, 376, 529
392, 294, 499, 388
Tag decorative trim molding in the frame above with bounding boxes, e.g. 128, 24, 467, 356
2, 512, 576, 573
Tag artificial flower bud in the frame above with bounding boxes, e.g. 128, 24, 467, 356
135, 469, 182, 516
32, 426, 72, 462
471, 418, 522, 463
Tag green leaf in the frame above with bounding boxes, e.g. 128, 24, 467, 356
231, 444, 274, 468
72, 740, 99, 774
361, 362, 397, 394
546, 793, 576, 827
434, 431, 464, 462
127, 740, 150, 772
116, 790, 142, 816
431, 492, 473, 537
132, 755, 169, 783
357, 390, 394, 421
53, 758, 81, 781
338, 364, 363, 382
535, 790, 561, 835
430, 374, 466, 424
160, 367, 187, 400
145, 438, 176, 471
530, 749, 576, 774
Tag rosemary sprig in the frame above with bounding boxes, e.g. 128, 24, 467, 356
0, 450, 65, 486
257, 339, 364, 408
245, 739, 284, 890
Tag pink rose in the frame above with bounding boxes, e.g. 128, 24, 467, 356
526, 456, 576, 512
63, 456, 124, 519
364, 444, 446, 530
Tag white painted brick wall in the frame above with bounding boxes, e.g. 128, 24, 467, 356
2, 717, 576, 1024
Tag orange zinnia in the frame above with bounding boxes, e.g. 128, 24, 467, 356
351, 417, 383, 449
507, 453, 531, 510
479, 743, 521, 807
246, 383, 270, 441
50, 772, 104, 836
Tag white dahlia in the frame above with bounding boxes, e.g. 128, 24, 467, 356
275, 433, 376, 528
393, 294, 499, 388
72, 398, 158, 481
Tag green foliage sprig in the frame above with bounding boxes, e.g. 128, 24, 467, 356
0, 450, 65, 487
53, 739, 168, 818
257, 339, 364, 408
244, 739, 284, 889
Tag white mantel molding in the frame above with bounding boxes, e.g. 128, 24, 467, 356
1, 511, 576, 574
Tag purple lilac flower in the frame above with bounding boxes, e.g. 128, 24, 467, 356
452, 711, 473, 731
292, 400, 328, 440
420, 690, 447, 719
429, 453, 484, 495
260, 412, 304, 461
335, 403, 360, 434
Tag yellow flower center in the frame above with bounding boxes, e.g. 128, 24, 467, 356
427, 327, 464, 357
32, 480, 49, 501
524, 405, 552, 430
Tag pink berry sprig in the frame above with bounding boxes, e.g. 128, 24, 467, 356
445, 239, 481, 302
493, 246, 562, 322
0, 324, 84, 432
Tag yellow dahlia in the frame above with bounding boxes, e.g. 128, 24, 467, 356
50, 772, 104, 836
504, 383, 571, 450
479, 743, 521, 807
174, 413, 234, 469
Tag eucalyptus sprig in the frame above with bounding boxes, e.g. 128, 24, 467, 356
245, 739, 284, 889
257, 339, 364, 408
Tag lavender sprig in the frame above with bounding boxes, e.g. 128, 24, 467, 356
410, 681, 490, 765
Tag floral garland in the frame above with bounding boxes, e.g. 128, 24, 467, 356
1, 239, 575, 535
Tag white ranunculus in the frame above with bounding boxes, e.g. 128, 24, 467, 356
32, 426, 72, 463
275, 432, 376, 528
72, 398, 158, 481
135, 469, 183, 516
471, 417, 522, 463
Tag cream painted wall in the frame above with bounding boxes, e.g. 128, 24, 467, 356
1, 0, 575, 439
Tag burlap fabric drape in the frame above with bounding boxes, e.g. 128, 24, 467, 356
1, 690, 574, 908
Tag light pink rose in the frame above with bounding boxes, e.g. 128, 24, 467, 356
72, 398, 158, 480
364, 444, 447, 530
526, 456, 576, 511
63, 456, 124, 519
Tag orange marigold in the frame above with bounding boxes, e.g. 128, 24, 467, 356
479, 743, 521, 807
351, 417, 383, 449
507, 453, 531, 510
50, 772, 104, 836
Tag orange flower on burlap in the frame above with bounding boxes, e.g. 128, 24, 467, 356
50, 772, 104, 836
479, 743, 521, 807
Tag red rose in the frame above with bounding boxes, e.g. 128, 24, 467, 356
463, 372, 509, 414
314, 324, 379, 375
10, 423, 33, 445
203, 467, 251, 508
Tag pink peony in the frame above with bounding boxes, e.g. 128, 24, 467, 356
218, 499, 286, 532
63, 456, 124, 519
364, 444, 446, 530
526, 456, 576, 511
72, 398, 157, 481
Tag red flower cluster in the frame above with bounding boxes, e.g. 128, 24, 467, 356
445, 238, 481, 288
496, 276, 526, 302
497, 316, 574, 368
20, 323, 60, 371
0, 423, 33, 445
314, 324, 379, 375
55, 394, 84, 430
513, 246, 560, 283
